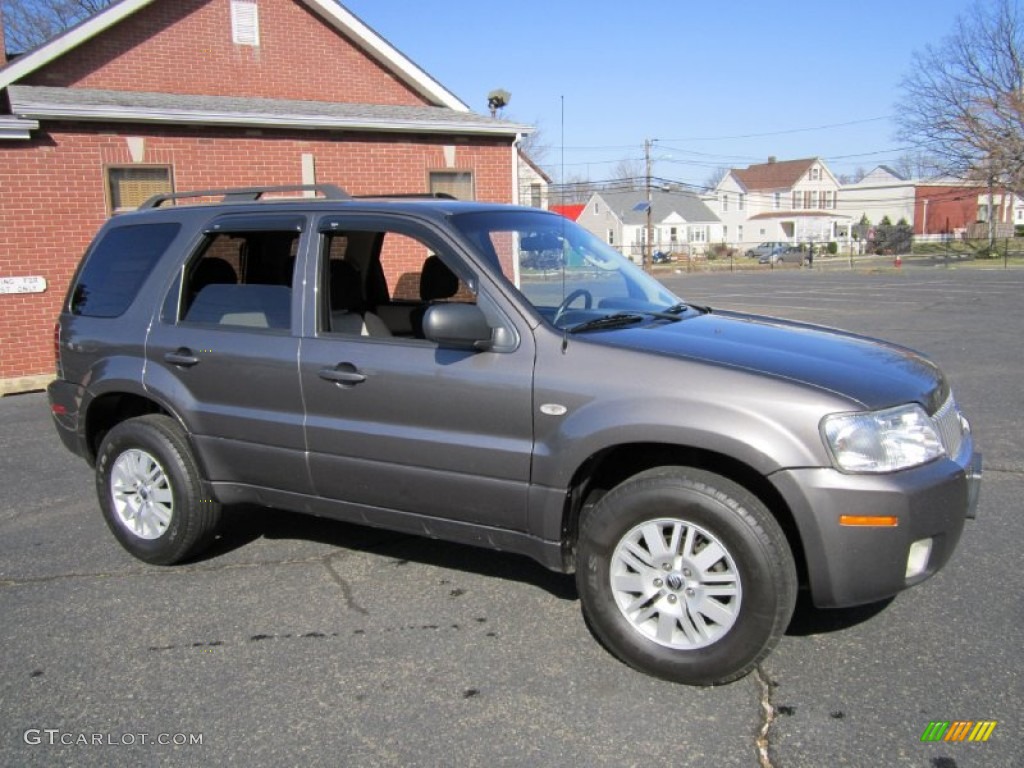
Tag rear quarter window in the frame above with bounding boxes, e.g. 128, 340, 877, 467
71, 222, 181, 317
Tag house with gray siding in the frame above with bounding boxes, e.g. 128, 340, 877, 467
578, 188, 721, 262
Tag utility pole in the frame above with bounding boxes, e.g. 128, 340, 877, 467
645, 138, 654, 272
987, 173, 996, 250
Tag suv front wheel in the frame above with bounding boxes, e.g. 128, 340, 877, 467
95, 414, 221, 565
576, 467, 797, 685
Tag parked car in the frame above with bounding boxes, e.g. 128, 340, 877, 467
746, 242, 786, 261
49, 184, 981, 686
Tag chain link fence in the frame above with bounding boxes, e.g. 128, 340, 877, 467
643, 237, 1024, 274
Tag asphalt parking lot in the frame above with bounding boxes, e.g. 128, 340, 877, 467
2, 267, 1022, 767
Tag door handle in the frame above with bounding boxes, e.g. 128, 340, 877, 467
318, 363, 367, 386
164, 348, 200, 367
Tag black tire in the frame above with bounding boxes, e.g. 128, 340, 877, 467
95, 414, 221, 565
576, 467, 796, 685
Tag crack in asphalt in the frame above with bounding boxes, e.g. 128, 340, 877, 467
982, 465, 1024, 474
0, 554, 332, 588
0, 531, 419, 591
321, 553, 369, 615
753, 665, 777, 768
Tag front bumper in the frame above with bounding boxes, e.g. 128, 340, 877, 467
771, 441, 981, 608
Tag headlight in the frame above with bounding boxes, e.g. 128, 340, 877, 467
822, 404, 945, 473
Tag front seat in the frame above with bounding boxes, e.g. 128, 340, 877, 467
412, 255, 460, 337
329, 260, 391, 337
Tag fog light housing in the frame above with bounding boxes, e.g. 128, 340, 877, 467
906, 538, 933, 579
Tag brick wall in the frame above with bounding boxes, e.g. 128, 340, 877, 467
0, 123, 513, 386
913, 186, 983, 236
0, 0, 518, 390
24, 0, 428, 106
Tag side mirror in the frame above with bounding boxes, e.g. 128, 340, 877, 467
423, 303, 492, 350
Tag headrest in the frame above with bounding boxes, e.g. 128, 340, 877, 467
330, 260, 364, 312
192, 257, 237, 289
419, 255, 459, 302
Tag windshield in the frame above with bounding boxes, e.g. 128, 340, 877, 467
451, 209, 682, 330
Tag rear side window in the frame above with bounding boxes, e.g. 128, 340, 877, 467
71, 223, 180, 317
180, 228, 299, 331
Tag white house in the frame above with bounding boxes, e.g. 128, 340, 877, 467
578, 188, 721, 262
517, 150, 551, 209
714, 157, 850, 250
837, 165, 916, 229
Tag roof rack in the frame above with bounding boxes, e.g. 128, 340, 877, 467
138, 184, 351, 209
352, 192, 457, 200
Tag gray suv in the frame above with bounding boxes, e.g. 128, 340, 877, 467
49, 185, 982, 686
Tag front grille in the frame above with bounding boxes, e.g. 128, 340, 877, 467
932, 395, 965, 459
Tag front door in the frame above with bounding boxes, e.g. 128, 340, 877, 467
298, 217, 535, 531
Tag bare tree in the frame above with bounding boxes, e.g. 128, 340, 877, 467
837, 167, 868, 185
897, 0, 1024, 196
2, 0, 113, 54
702, 166, 729, 192
517, 123, 550, 169
891, 152, 942, 181
552, 173, 598, 205
610, 157, 643, 190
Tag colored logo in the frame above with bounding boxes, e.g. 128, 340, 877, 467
921, 721, 997, 742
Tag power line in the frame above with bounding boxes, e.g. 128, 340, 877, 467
553, 116, 895, 152
656, 116, 894, 143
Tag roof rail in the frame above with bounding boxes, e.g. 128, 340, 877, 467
352, 192, 457, 200
138, 184, 351, 209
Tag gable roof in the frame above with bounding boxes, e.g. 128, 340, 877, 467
594, 188, 720, 225
731, 158, 817, 191
518, 150, 552, 182
0, 0, 467, 111
846, 165, 910, 187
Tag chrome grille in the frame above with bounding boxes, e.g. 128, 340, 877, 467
932, 395, 965, 459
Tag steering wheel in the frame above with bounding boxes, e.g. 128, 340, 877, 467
552, 288, 593, 326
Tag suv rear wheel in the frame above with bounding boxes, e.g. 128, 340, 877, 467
95, 414, 221, 564
576, 467, 796, 685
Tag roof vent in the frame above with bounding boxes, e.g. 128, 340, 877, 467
231, 0, 260, 47
768, 156, 777, 164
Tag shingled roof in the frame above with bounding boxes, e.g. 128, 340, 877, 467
732, 158, 817, 191
7, 85, 528, 136
596, 188, 719, 225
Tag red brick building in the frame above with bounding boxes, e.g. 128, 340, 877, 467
0, 0, 530, 394
913, 182, 1017, 237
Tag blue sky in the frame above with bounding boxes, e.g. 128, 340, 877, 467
341, 0, 991, 187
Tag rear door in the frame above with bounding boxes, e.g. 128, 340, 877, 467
298, 214, 536, 530
144, 213, 311, 494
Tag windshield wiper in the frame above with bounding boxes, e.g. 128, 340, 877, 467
569, 310, 686, 334
568, 313, 646, 334
665, 301, 712, 315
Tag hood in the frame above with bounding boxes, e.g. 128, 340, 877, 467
587, 311, 948, 412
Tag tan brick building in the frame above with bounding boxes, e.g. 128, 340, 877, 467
0, 0, 529, 394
